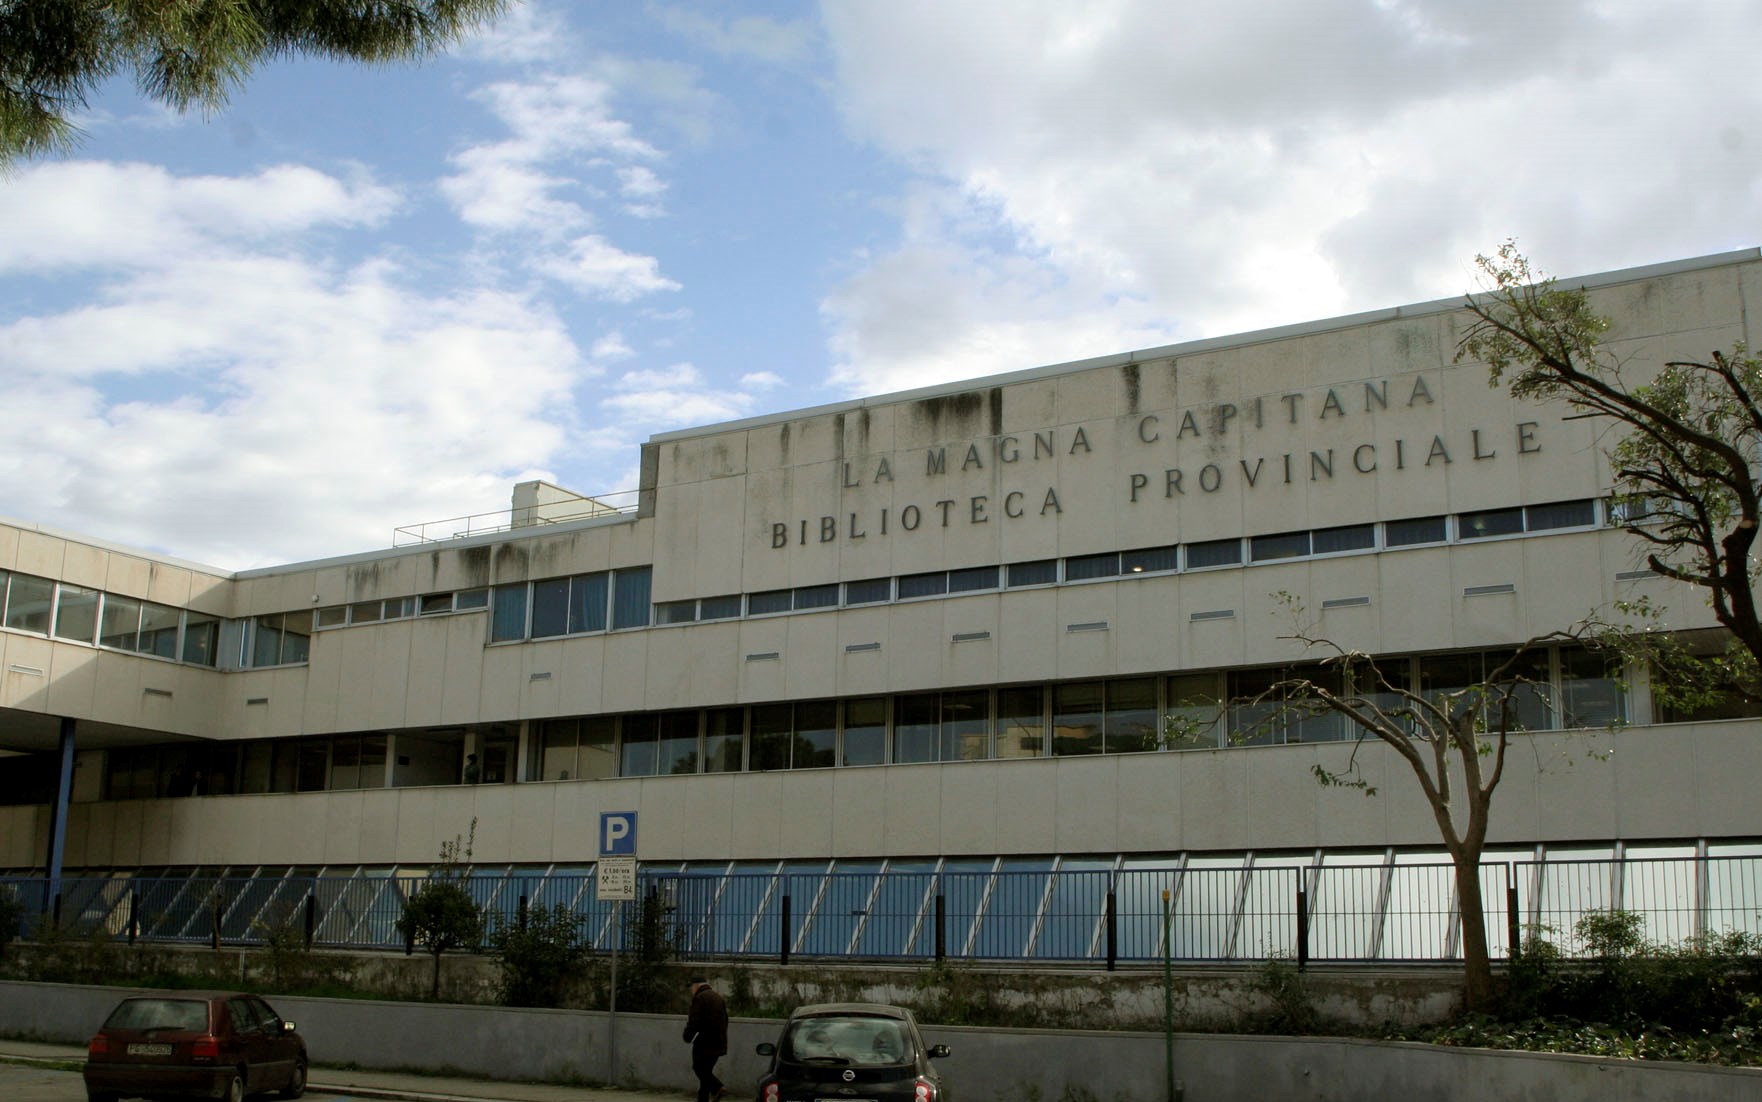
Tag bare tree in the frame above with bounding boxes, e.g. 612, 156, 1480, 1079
1457, 242, 1762, 695
1244, 602, 1610, 1011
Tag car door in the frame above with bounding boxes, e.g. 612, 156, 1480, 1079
243, 996, 297, 1087
224, 997, 271, 1092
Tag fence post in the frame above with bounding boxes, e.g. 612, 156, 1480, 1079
51, 891, 62, 926
518, 895, 528, 931
211, 897, 221, 951
1506, 864, 1521, 960
779, 894, 791, 967
1105, 890, 1117, 971
404, 907, 415, 956
128, 891, 140, 946
1295, 885, 1309, 970
302, 893, 316, 950
934, 893, 946, 963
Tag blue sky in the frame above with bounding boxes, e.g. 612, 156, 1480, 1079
3, 1, 1760, 570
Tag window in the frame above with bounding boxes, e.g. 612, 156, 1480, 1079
3, 573, 52, 634
1105, 678, 1159, 752
658, 711, 700, 775
182, 612, 219, 666
1250, 531, 1309, 562
1065, 552, 1118, 581
540, 719, 581, 781
54, 585, 99, 643
704, 708, 745, 772
420, 593, 454, 615
897, 571, 948, 598
383, 597, 414, 620
845, 578, 891, 605
1384, 515, 1447, 547
1459, 507, 1524, 539
1052, 682, 1104, 755
842, 698, 886, 766
1185, 539, 1242, 568
656, 600, 698, 625
350, 600, 383, 624
995, 687, 1044, 757
455, 588, 490, 611
490, 584, 528, 642
1008, 559, 1058, 587
1312, 524, 1375, 555
530, 578, 571, 637
748, 589, 792, 615
700, 595, 742, 620
893, 694, 937, 763
250, 612, 308, 666
947, 566, 999, 593
1121, 546, 1177, 574
795, 701, 837, 768
98, 594, 142, 649
1166, 673, 1222, 749
1560, 647, 1625, 728
1526, 499, 1595, 531
315, 605, 347, 629
750, 704, 793, 770
611, 567, 651, 629
620, 715, 658, 776
138, 602, 180, 657
568, 572, 608, 633
940, 690, 989, 760
794, 584, 839, 610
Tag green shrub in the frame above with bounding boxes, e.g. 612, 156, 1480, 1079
490, 902, 591, 1008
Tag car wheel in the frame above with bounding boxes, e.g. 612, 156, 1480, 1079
85, 1091, 118, 1102
279, 1059, 307, 1100
223, 1071, 245, 1102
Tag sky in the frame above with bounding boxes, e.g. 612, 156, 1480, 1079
2, 0, 1760, 571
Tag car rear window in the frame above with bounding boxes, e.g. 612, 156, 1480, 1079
104, 999, 209, 1032
783, 1016, 911, 1066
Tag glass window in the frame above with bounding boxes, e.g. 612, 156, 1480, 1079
940, 690, 989, 760
1250, 531, 1310, 562
98, 594, 142, 650
138, 602, 181, 657
1121, 546, 1178, 574
1286, 663, 1347, 743
748, 589, 792, 615
700, 595, 742, 620
182, 612, 219, 666
750, 704, 793, 771
794, 584, 839, 610
1527, 499, 1595, 531
620, 715, 658, 776
280, 613, 310, 664
1166, 673, 1222, 749
897, 572, 947, 599
530, 578, 571, 637
3, 573, 53, 634
1487, 649, 1552, 732
1459, 507, 1524, 539
658, 711, 700, 775
1385, 515, 1447, 547
296, 739, 329, 792
54, 584, 99, 643
383, 597, 414, 620
349, 600, 383, 624
330, 736, 362, 790
239, 742, 274, 794
655, 600, 698, 625
1008, 559, 1058, 586
1185, 539, 1242, 568
995, 687, 1044, 757
1052, 682, 1104, 756
844, 578, 892, 605
893, 694, 937, 764
251, 613, 286, 667
490, 584, 528, 642
455, 588, 490, 610
611, 567, 652, 629
948, 566, 999, 593
795, 701, 837, 768
704, 708, 745, 773
1105, 678, 1158, 752
420, 594, 453, 615
568, 572, 608, 633
841, 698, 886, 766
1065, 552, 1118, 581
579, 717, 617, 780
315, 605, 347, 629
1560, 647, 1625, 728
1312, 524, 1376, 555
540, 719, 580, 781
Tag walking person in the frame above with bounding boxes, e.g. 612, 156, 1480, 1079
683, 974, 729, 1102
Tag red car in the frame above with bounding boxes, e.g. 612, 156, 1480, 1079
83, 992, 307, 1102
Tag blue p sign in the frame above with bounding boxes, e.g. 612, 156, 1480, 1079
600, 811, 636, 856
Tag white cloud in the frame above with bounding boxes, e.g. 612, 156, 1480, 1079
653, 6, 816, 65
536, 235, 682, 301
817, 0, 1762, 396
740, 371, 783, 389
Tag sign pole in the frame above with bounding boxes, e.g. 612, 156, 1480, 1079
608, 899, 620, 1086
597, 812, 638, 1090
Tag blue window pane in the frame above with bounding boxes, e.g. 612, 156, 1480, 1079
490, 584, 528, 642
611, 567, 651, 629
855, 863, 937, 957
569, 573, 608, 633
1033, 862, 1112, 959
530, 578, 570, 638
970, 858, 1054, 959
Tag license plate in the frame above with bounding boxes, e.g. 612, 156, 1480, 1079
126, 1043, 172, 1056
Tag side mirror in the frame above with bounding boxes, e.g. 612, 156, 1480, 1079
928, 1044, 951, 1059
756, 1042, 776, 1056
282, 1021, 297, 1033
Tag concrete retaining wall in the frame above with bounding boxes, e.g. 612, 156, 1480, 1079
4, 980, 1757, 1102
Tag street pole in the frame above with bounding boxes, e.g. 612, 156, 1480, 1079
608, 899, 620, 1086
1163, 888, 1175, 1102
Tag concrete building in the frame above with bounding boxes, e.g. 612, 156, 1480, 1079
1, 249, 1759, 960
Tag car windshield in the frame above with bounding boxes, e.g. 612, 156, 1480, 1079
104, 999, 210, 1033
783, 1016, 911, 1066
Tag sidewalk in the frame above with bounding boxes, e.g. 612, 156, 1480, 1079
0, 1040, 687, 1102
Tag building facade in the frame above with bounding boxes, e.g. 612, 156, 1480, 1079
1, 251, 1759, 959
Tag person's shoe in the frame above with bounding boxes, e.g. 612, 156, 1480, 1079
712, 1088, 727, 1101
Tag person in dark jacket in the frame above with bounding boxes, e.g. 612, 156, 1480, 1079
683, 975, 729, 1102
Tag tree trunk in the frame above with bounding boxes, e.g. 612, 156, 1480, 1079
1454, 854, 1494, 1012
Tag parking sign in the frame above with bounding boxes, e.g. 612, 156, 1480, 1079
600, 811, 636, 855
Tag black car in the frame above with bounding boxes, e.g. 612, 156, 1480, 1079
755, 1002, 950, 1102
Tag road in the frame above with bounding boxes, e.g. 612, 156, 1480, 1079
0, 1062, 374, 1102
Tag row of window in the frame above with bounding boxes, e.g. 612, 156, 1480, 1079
0, 569, 221, 666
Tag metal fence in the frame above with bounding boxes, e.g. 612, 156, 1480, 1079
5, 853, 1760, 967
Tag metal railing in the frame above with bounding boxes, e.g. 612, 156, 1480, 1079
6, 854, 1759, 967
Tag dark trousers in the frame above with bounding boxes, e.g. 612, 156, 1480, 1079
692, 1050, 723, 1102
